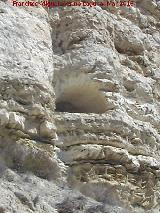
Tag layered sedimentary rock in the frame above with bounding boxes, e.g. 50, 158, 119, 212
0, 0, 160, 212
52, 1, 160, 212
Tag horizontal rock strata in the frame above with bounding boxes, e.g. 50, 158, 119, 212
0, 0, 160, 212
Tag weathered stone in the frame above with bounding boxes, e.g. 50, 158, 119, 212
9, 112, 25, 130
40, 121, 57, 138
0, 0, 160, 212
0, 109, 9, 126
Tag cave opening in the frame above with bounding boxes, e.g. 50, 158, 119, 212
55, 76, 107, 114
56, 101, 81, 113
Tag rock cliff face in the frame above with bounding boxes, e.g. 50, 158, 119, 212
0, 0, 160, 212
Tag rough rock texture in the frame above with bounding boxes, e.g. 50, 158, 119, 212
0, 0, 160, 212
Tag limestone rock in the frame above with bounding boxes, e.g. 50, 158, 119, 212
0, 109, 9, 126
40, 120, 57, 138
0, 0, 160, 212
9, 112, 25, 130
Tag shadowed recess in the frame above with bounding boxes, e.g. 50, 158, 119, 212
55, 74, 107, 113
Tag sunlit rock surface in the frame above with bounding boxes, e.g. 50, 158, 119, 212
0, 0, 160, 212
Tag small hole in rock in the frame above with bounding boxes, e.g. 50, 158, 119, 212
55, 75, 107, 114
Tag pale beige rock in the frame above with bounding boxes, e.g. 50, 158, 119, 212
9, 112, 25, 130
51, 3, 160, 212
0, 109, 9, 126
40, 121, 57, 138
0, 0, 160, 212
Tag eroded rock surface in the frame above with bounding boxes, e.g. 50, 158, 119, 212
0, 0, 160, 212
